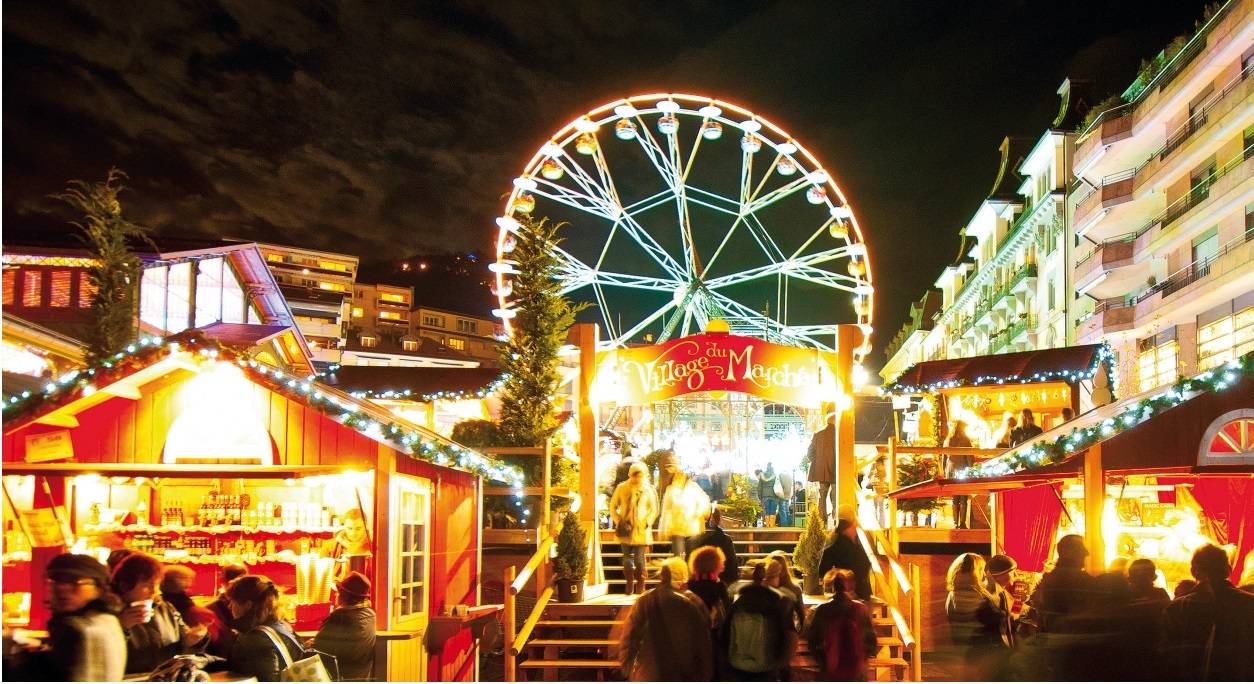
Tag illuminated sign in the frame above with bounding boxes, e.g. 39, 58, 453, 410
594, 333, 843, 408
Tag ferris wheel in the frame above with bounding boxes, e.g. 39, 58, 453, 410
491, 93, 874, 362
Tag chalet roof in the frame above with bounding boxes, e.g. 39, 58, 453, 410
884, 344, 1110, 394
321, 366, 502, 398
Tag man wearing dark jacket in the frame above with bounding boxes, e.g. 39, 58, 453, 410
314, 572, 377, 681
689, 508, 741, 584
817, 508, 872, 601
1161, 544, 1254, 681
723, 562, 797, 679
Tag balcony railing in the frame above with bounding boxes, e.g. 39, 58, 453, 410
377, 298, 410, 308
1136, 229, 1253, 304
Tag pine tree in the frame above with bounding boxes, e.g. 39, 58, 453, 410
498, 216, 587, 445
793, 502, 827, 581
55, 169, 153, 364
552, 511, 589, 581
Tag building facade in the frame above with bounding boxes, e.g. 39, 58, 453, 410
882, 85, 1081, 382
1070, 0, 1254, 395
256, 243, 358, 366
412, 305, 502, 368
344, 284, 478, 367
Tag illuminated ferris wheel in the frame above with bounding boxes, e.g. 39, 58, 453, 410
492, 93, 875, 361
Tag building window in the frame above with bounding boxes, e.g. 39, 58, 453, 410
380, 292, 406, 303
48, 270, 72, 307
318, 282, 348, 292
1198, 306, 1254, 370
21, 270, 42, 307
266, 253, 283, 263
166, 262, 193, 333
194, 258, 224, 327
379, 311, 402, 321
1138, 340, 1178, 392
360, 335, 377, 348
1192, 227, 1219, 265
2, 270, 14, 306
403, 340, 418, 352
456, 319, 477, 334
351, 307, 364, 318
1245, 124, 1254, 160
78, 275, 96, 308
447, 337, 465, 351
318, 261, 349, 273
422, 314, 445, 328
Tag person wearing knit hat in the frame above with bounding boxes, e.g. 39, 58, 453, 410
314, 571, 376, 680
8, 554, 127, 681
818, 507, 872, 601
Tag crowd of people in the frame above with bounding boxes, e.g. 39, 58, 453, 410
3, 551, 378, 681
944, 535, 1254, 681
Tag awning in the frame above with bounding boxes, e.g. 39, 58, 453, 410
891, 461, 1078, 499
884, 344, 1108, 394
0, 462, 347, 479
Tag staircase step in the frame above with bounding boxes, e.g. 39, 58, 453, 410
527, 638, 617, 648
536, 619, 624, 628
519, 659, 622, 669
793, 655, 908, 671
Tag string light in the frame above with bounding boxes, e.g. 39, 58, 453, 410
955, 352, 1252, 480
2, 332, 525, 486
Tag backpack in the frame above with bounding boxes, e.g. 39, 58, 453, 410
727, 610, 778, 673
821, 603, 868, 679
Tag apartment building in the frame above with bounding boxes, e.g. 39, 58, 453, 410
412, 305, 502, 367
343, 284, 478, 367
882, 83, 1082, 382
256, 243, 358, 366
1070, 0, 1254, 395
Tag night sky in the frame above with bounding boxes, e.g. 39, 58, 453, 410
3, 1, 1212, 368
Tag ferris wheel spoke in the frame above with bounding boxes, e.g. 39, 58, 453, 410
531, 178, 618, 220
744, 212, 788, 262
623, 188, 677, 215
744, 174, 811, 215
665, 128, 701, 276
792, 245, 857, 268
792, 217, 839, 260
788, 265, 862, 292
616, 297, 680, 345
591, 281, 617, 340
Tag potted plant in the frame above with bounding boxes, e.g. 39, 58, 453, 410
553, 511, 589, 602
793, 503, 827, 595
897, 458, 941, 526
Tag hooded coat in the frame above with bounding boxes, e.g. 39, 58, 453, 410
610, 480, 659, 546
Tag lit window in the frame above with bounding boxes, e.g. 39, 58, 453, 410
3, 270, 15, 306
1138, 340, 1178, 392
379, 311, 402, 320
1198, 307, 1254, 371
166, 262, 192, 333
195, 258, 224, 327
77, 275, 95, 308
318, 282, 348, 292
351, 307, 364, 318
22, 271, 41, 307
318, 261, 348, 272
360, 335, 377, 348
266, 253, 283, 262
381, 293, 406, 303
49, 271, 71, 307
140, 266, 167, 330
403, 340, 418, 351
447, 338, 465, 351
422, 315, 445, 328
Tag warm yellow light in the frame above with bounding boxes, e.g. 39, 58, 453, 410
164, 362, 272, 464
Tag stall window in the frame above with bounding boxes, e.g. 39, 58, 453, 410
48, 271, 72, 308
140, 266, 168, 331
1138, 340, 1178, 392
3, 270, 15, 306
221, 263, 245, 324
166, 262, 193, 333
194, 258, 224, 328
22, 271, 42, 307
1198, 306, 1254, 370
392, 477, 431, 623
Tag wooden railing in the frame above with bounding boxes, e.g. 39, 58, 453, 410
856, 525, 922, 681
502, 523, 560, 681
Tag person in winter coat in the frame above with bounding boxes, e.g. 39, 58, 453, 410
160, 565, 225, 656
619, 557, 713, 681
313, 572, 376, 681
112, 553, 208, 673
818, 509, 872, 601
944, 421, 974, 528
205, 562, 248, 657
226, 575, 303, 682
1028, 535, 1096, 634
944, 553, 1009, 681
1161, 544, 1254, 681
804, 568, 878, 681
609, 461, 659, 594
806, 414, 837, 527
687, 546, 733, 678
8, 554, 127, 681
660, 470, 710, 558
724, 561, 797, 680
688, 507, 741, 585
765, 552, 806, 632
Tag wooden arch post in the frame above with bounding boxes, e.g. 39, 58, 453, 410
571, 323, 605, 589
836, 324, 860, 511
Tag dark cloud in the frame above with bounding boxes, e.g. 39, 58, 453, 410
4, 0, 1210, 365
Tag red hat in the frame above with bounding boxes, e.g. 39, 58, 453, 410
336, 571, 371, 599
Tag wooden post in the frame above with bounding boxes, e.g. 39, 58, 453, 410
1083, 444, 1105, 575
836, 325, 859, 510
503, 565, 516, 682
989, 491, 999, 558
887, 436, 899, 556
542, 440, 552, 532
910, 563, 923, 682
572, 322, 603, 587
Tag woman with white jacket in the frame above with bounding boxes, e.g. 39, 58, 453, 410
659, 470, 710, 559
610, 462, 659, 594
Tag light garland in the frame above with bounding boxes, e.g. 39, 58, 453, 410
2, 333, 525, 487
882, 344, 1117, 395
344, 374, 508, 403
956, 352, 1253, 480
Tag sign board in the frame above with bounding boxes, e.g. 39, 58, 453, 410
594, 333, 843, 408
18, 506, 68, 548
24, 430, 74, 463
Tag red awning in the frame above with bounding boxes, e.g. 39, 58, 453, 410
884, 344, 1107, 394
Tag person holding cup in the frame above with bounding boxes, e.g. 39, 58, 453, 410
111, 552, 209, 673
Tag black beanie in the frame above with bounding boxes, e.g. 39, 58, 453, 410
45, 553, 110, 587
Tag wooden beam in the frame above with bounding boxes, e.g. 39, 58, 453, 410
1083, 444, 1104, 575
33, 413, 79, 428
102, 383, 142, 400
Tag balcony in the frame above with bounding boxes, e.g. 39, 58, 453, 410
1074, 238, 1150, 300
1008, 263, 1037, 294
1074, 107, 1135, 175
1076, 298, 1135, 343
1073, 172, 1136, 231
297, 319, 343, 339
377, 298, 410, 309
377, 315, 409, 327
1136, 229, 1254, 308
